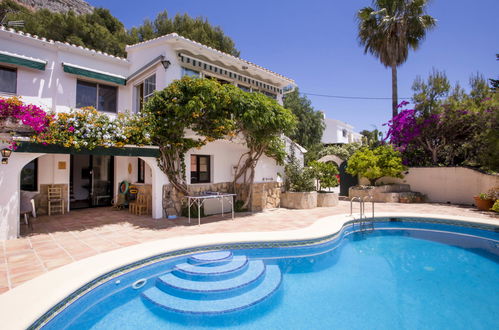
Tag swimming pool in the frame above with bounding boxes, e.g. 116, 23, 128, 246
38, 218, 499, 329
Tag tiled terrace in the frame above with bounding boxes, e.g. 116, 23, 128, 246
1, 201, 497, 294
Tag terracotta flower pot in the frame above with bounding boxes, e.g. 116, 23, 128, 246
473, 197, 494, 211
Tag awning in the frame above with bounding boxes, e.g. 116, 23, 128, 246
62, 63, 126, 85
0, 50, 47, 71
15, 142, 159, 157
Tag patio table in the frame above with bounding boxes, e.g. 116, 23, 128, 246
183, 192, 237, 226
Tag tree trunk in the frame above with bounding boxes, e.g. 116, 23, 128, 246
391, 63, 398, 118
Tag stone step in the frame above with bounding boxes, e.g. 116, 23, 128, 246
141, 265, 282, 315
173, 256, 248, 281
187, 251, 233, 266
157, 260, 266, 299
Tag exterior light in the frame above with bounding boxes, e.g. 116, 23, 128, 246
1, 148, 12, 158
1, 158, 8, 165
161, 60, 171, 69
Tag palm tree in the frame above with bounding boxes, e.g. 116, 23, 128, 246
357, 0, 436, 118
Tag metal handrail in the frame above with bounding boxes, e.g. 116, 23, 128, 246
350, 197, 363, 218
362, 195, 375, 219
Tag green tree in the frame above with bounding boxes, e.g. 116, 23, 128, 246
231, 87, 297, 207
144, 77, 296, 209
347, 145, 406, 186
357, 0, 436, 117
143, 77, 236, 198
360, 128, 383, 148
412, 68, 450, 115
283, 89, 325, 151
309, 161, 339, 191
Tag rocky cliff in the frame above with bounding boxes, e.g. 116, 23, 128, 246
13, 0, 93, 15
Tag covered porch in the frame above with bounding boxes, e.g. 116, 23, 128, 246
0, 142, 168, 241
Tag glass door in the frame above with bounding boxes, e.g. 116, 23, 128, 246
70, 155, 114, 209
91, 155, 114, 207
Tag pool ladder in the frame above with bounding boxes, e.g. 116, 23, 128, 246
350, 196, 375, 232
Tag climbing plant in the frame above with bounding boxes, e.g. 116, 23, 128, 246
143, 77, 236, 196
230, 89, 297, 207
143, 77, 297, 209
34, 107, 151, 149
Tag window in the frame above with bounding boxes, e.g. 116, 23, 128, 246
262, 91, 277, 99
342, 129, 348, 138
190, 155, 211, 184
137, 158, 145, 183
135, 74, 156, 112
20, 159, 37, 191
182, 67, 200, 78
76, 80, 117, 113
0, 66, 17, 94
238, 84, 250, 92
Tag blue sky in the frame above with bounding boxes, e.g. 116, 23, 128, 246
88, 0, 498, 133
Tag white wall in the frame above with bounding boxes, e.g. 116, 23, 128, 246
0, 30, 130, 114
38, 154, 70, 186
0, 152, 43, 240
360, 167, 499, 205
322, 118, 361, 144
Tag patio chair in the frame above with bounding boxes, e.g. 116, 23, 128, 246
129, 194, 150, 216
20, 191, 37, 229
48, 186, 65, 216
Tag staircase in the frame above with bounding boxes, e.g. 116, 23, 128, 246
141, 251, 282, 315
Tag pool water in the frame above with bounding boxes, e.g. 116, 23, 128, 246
44, 221, 499, 330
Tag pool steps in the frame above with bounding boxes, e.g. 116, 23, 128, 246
141, 251, 282, 314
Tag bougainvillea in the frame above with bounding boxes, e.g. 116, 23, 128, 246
385, 94, 498, 167
0, 97, 52, 148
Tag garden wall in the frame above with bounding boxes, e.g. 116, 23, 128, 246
360, 167, 499, 205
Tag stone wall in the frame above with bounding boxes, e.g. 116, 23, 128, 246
249, 182, 281, 212
281, 191, 317, 209
348, 184, 425, 203
34, 184, 69, 215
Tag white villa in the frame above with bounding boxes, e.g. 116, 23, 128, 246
0, 26, 300, 240
321, 115, 362, 145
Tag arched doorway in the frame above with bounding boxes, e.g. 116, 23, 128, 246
339, 161, 358, 197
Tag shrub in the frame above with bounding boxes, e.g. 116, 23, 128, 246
491, 200, 499, 213
284, 151, 315, 192
309, 161, 339, 191
347, 145, 407, 186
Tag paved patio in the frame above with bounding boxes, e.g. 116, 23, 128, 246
0, 201, 497, 294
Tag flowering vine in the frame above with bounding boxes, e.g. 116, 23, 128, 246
0, 97, 52, 148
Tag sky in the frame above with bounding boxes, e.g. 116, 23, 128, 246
88, 0, 498, 133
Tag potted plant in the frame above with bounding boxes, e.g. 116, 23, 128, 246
281, 152, 317, 209
309, 160, 339, 207
474, 187, 498, 211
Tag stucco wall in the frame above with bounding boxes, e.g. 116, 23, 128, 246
0, 32, 130, 113
359, 167, 499, 205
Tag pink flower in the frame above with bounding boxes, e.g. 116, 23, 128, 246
68, 126, 75, 132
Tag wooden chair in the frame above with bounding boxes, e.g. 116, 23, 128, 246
130, 194, 150, 216
48, 187, 65, 216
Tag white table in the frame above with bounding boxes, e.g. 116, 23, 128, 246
184, 193, 237, 226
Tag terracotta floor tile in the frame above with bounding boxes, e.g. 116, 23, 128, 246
6, 252, 38, 265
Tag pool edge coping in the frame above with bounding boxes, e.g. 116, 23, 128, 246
0, 212, 497, 329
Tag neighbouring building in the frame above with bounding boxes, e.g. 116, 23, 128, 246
0, 27, 300, 240
320, 115, 362, 145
